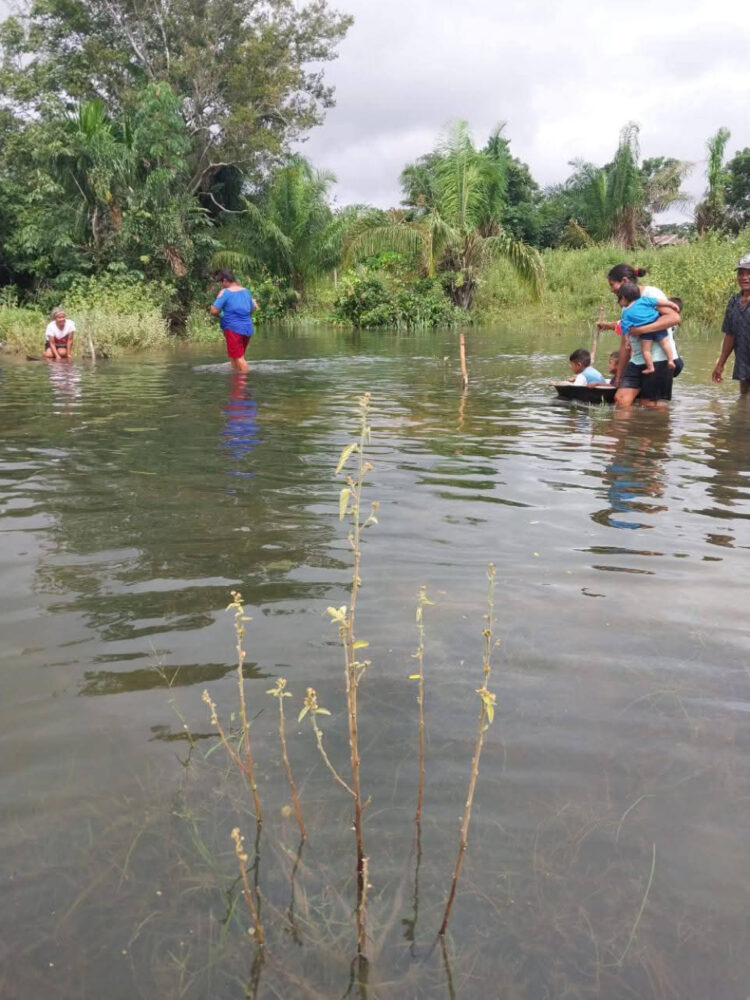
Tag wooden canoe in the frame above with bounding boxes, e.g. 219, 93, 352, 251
550, 382, 616, 405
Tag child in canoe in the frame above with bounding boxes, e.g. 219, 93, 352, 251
568, 348, 604, 385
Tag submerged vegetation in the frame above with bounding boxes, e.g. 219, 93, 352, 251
197, 395, 504, 991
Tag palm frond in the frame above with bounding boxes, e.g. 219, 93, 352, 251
208, 249, 264, 276
344, 222, 427, 271
482, 233, 544, 297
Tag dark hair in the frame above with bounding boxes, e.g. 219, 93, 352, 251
569, 348, 591, 366
617, 281, 641, 305
213, 268, 236, 283
668, 296, 683, 313
607, 263, 648, 283
609, 350, 620, 360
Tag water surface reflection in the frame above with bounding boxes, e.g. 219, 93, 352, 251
0, 331, 748, 999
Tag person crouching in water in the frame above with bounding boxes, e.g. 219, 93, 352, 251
43, 307, 75, 361
617, 283, 676, 375
568, 348, 603, 385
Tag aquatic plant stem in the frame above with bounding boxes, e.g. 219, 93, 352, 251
615, 842, 656, 966
332, 392, 377, 957
267, 679, 307, 840
231, 826, 265, 946
345, 395, 372, 956
301, 687, 355, 796
438, 563, 497, 937
230, 591, 263, 825
202, 591, 263, 825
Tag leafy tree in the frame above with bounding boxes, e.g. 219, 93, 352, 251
724, 147, 750, 232
695, 127, 731, 234
0, 83, 212, 291
483, 125, 542, 244
212, 155, 347, 301
0, 0, 352, 194
347, 122, 543, 311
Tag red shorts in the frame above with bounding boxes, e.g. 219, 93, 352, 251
223, 329, 251, 359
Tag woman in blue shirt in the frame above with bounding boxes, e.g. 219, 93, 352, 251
210, 269, 257, 373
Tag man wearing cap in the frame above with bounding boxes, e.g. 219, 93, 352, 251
712, 254, 750, 395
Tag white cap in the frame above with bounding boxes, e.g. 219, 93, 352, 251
736, 253, 750, 270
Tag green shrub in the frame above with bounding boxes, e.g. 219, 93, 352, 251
183, 309, 216, 343
333, 267, 458, 329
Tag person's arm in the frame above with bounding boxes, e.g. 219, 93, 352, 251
596, 319, 618, 332
210, 290, 225, 317
613, 337, 630, 386
628, 308, 682, 336
47, 332, 61, 360
712, 333, 735, 383
67, 330, 75, 356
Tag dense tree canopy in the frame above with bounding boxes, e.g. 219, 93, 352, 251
0, 0, 351, 307
0, 0, 352, 193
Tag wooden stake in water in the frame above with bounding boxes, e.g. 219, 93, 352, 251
459, 332, 469, 389
590, 306, 606, 367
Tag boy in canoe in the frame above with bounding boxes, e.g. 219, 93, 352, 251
568, 348, 604, 385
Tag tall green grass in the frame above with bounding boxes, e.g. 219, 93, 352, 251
0, 275, 170, 357
474, 232, 750, 329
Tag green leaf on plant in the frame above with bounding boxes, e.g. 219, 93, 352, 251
335, 442, 358, 474
339, 487, 351, 520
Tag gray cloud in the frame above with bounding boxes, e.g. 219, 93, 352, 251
302, 0, 750, 217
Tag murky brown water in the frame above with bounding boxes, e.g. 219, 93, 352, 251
1, 326, 748, 998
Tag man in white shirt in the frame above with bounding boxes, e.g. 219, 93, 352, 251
43, 308, 76, 361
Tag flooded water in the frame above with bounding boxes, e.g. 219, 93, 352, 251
1, 325, 749, 999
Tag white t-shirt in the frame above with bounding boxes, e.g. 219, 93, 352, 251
45, 319, 76, 341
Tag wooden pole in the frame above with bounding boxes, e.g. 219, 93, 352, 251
590, 306, 605, 366
458, 332, 469, 389
86, 328, 96, 363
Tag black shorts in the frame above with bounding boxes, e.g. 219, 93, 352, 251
618, 360, 674, 400
640, 360, 674, 401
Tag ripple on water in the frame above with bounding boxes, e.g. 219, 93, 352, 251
1, 335, 749, 998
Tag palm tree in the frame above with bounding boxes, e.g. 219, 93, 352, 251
54, 98, 132, 248
562, 123, 691, 248
212, 155, 345, 300
695, 127, 731, 234
345, 121, 543, 311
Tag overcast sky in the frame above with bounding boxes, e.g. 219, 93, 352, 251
301, 0, 750, 219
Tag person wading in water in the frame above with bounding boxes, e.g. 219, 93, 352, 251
210, 270, 257, 374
